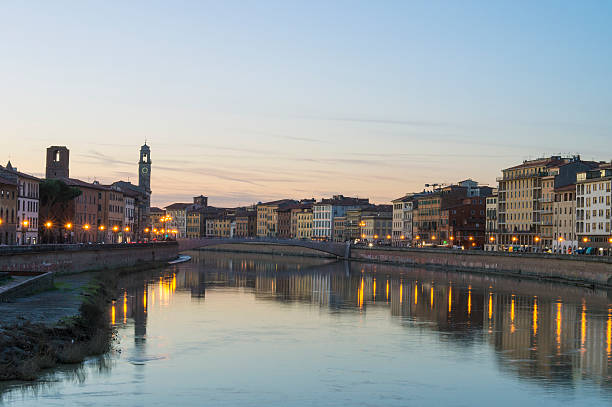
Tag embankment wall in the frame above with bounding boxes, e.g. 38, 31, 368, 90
0, 242, 178, 275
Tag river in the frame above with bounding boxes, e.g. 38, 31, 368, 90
2, 250, 612, 406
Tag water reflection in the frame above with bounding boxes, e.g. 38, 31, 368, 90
104, 251, 612, 395
3, 250, 612, 405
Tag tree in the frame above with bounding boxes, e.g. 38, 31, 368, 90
39, 179, 82, 243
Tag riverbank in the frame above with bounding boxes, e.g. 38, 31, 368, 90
0, 261, 167, 381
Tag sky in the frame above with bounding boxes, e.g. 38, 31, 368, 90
1, 0, 611, 207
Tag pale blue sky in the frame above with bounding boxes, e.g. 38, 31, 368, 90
1, 1, 611, 206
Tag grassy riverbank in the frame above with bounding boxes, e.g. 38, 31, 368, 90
0, 261, 166, 381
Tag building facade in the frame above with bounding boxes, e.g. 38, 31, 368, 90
552, 184, 577, 254
296, 209, 313, 239
256, 200, 296, 238
496, 156, 597, 251
360, 213, 392, 244
0, 173, 17, 245
576, 168, 611, 252
312, 196, 369, 240
391, 195, 419, 246
485, 191, 498, 251
2, 162, 40, 245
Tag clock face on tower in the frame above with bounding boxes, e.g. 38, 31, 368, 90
141, 167, 149, 174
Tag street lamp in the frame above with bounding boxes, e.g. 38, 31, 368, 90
21, 219, 29, 245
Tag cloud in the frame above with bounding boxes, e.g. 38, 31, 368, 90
307, 116, 449, 127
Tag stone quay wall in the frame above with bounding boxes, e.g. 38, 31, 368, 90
351, 247, 612, 287
0, 242, 178, 275
0, 272, 54, 302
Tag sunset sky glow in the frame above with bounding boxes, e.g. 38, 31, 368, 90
1, 1, 611, 207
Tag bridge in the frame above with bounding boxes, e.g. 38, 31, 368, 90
177, 238, 350, 259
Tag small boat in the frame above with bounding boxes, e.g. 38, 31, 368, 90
168, 255, 192, 265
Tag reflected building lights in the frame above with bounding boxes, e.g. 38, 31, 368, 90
467, 287, 472, 316
510, 296, 515, 334
580, 303, 586, 350
555, 302, 562, 348
386, 280, 389, 303
430, 286, 434, 308
533, 297, 538, 337
123, 291, 127, 324
448, 286, 452, 314
488, 292, 493, 320
373, 278, 376, 302
111, 302, 116, 325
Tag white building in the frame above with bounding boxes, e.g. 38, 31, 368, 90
576, 168, 611, 253
312, 195, 369, 240
123, 192, 136, 242
1, 162, 40, 245
391, 194, 417, 246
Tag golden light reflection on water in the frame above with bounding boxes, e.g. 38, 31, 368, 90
467, 287, 472, 316
430, 286, 434, 308
510, 296, 515, 334
581, 303, 586, 350
372, 279, 376, 302
533, 297, 538, 337
556, 302, 562, 349
123, 291, 127, 324
111, 301, 116, 325
358, 277, 364, 309
448, 286, 452, 314
385, 280, 389, 303
488, 292, 493, 320
400, 282, 403, 304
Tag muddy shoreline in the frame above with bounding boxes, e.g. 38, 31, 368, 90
0, 261, 166, 382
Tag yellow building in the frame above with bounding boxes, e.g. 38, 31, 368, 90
496, 156, 596, 251
552, 184, 577, 254
296, 209, 313, 240
256, 199, 295, 238
186, 210, 203, 238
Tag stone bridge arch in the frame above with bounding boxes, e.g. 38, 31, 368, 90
177, 238, 350, 259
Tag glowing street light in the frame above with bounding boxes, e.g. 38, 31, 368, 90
468, 236, 473, 241
512, 236, 518, 242
124, 226, 130, 232
144, 228, 150, 233
22, 220, 29, 227
99, 225, 105, 231
400, 235, 405, 240
65, 223, 73, 230
534, 236, 540, 243
112, 226, 119, 232
489, 236, 495, 242
0, 218, 3, 225
386, 235, 391, 240
45, 221, 53, 229
83, 224, 90, 230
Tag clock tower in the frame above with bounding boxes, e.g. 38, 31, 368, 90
138, 142, 151, 200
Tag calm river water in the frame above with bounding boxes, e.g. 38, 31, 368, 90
2, 250, 612, 406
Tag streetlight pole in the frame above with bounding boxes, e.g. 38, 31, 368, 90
21, 219, 29, 245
